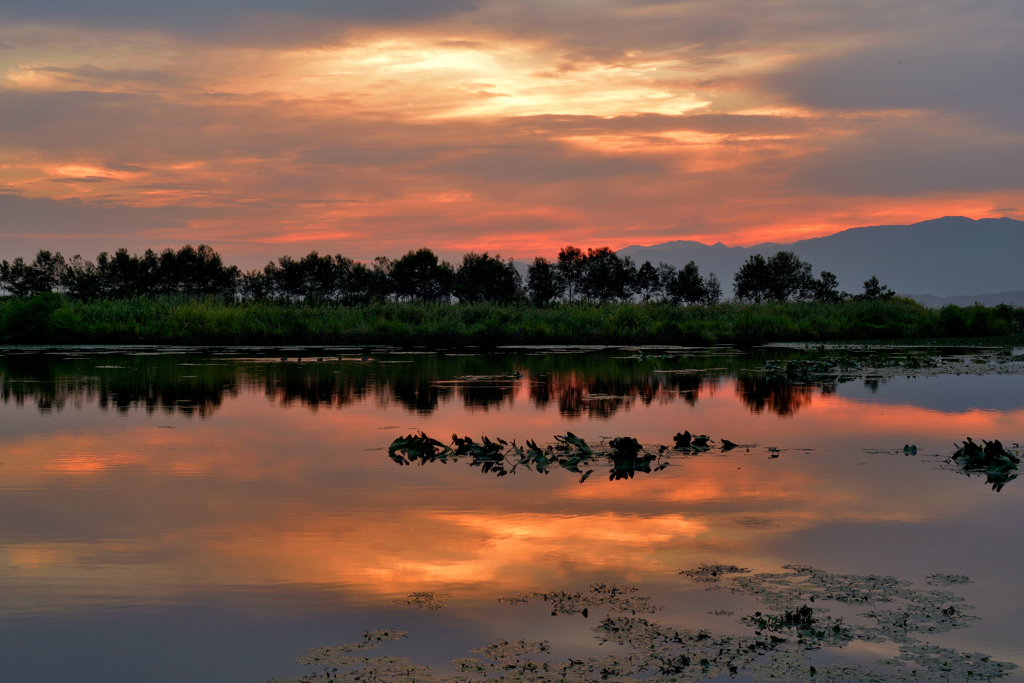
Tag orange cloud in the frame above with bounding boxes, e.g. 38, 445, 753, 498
0, 3, 1021, 265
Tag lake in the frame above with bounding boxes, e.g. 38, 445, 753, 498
1, 345, 1022, 683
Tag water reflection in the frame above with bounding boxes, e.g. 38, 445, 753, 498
735, 374, 818, 416
1, 348, 1024, 683
3, 347, 1023, 424
0, 349, 795, 418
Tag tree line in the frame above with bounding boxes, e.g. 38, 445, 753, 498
0, 244, 894, 304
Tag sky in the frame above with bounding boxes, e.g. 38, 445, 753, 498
1, 0, 1022, 268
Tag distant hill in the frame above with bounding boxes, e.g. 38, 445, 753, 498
618, 216, 1024, 299
908, 291, 1024, 309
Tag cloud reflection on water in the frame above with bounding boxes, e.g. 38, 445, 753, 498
1, 350, 1022, 618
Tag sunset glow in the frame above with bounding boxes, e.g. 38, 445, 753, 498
1, 1, 1021, 265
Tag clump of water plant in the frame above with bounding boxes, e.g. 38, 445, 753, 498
762, 353, 942, 384
926, 574, 973, 587
764, 356, 860, 382
715, 564, 980, 643
392, 592, 451, 610
274, 565, 1016, 683
944, 438, 1020, 491
387, 432, 452, 465
678, 564, 750, 582
672, 430, 715, 452
496, 583, 658, 617
275, 630, 411, 682
388, 431, 676, 482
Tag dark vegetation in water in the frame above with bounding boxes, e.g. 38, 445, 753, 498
389, 431, 1022, 492
942, 438, 1021, 491
388, 429, 768, 482
272, 566, 1016, 683
388, 431, 680, 482
392, 592, 451, 610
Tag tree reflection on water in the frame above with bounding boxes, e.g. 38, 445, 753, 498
0, 347, 897, 420
0, 349, 740, 418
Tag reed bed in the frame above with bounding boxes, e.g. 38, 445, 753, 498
0, 294, 1019, 346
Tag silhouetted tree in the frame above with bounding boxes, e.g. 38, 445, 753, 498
296, 251, 341, 302
97, 249, 146, 299
346, 257, 393, 303
734, 251, 812, 303
171, 244, 238, 298
31, 251, 66, 294
765, 251, 813, 302
581, 247, 635, 302
662, 261, 722, 306
1, 250, 66, 297
43, 244, 238, 300
703, 273, 723, 305
810, 270, 846, 303
239, 269, 272, 301
633, 261, 662, 303
526, 257, 563, 306
857, 276, 896, 301
656, 263, 677, 300
555, 246, 587, 303
389, 248, 454, 302
61, 255, 103, 300
268, 255, 303, 301
665, 260, 706, 305
733, 254, 770, 303
454, 252, 521, 303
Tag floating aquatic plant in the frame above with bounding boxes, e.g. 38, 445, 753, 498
275, 630, 411, 683
763, 354, 942, 384
274, 565, 1015, 683
392, 592, 451, 610
712, 565, 980, 644
678, 564, 751, 582
671, 431, 715, 452
944, 438, 1020, 491
496, 583, 658, 617
925, 574, 973, 587
387, 431, 680, 482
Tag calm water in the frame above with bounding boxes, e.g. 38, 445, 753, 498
1, 346, 1022, 682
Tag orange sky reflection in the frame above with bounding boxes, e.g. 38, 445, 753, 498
2, 377, 1022, 614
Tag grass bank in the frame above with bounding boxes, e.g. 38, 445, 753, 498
0, 294, 1020, 347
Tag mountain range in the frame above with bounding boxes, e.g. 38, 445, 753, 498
617, 216, 1024, 305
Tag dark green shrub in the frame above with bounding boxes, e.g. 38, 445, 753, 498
0, 293, 63, 342
940, 305, 968, 336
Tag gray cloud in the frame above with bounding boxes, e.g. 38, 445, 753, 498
0, 1, 479, 44
32, 64, 186, 88
764, 42, 1024, 133
510, 113, 812, 138
298, 143, 449, 168
790, 121, 1024, 196
0, 194, 214, 261
50, 176, 110, 184
431, 143, 664, 183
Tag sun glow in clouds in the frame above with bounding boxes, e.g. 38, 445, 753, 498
261, 38, 712, 119
0, 2, 1020, 261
